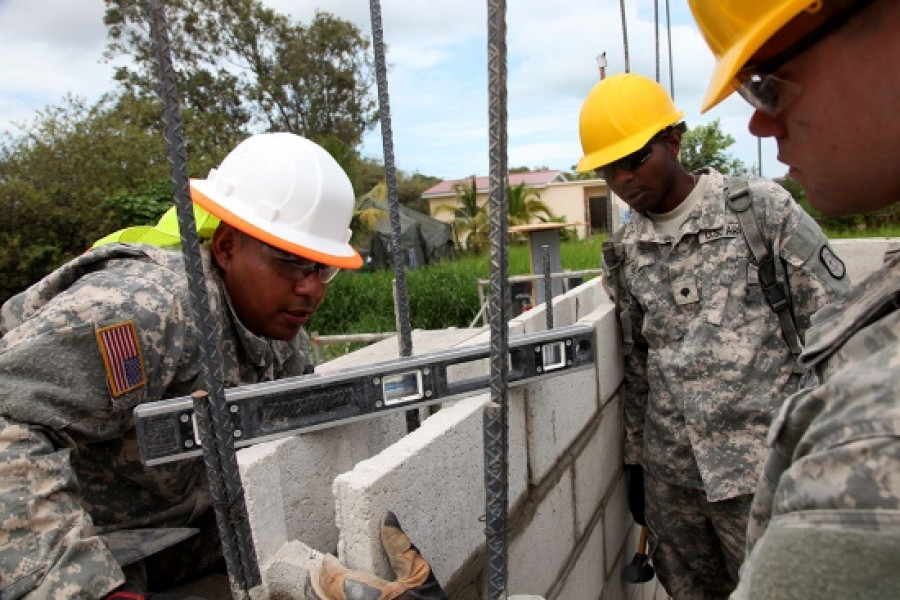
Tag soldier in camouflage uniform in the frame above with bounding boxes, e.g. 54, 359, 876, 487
689, 1, 900, 598
576, 73, 849, 600
0, 133, 361, 599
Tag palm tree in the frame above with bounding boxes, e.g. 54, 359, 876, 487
351, 181, 388, 245
507, 182, 556, 226
435, 177, 488, 253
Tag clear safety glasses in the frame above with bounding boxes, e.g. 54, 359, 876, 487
735, 0, 874, 117
262, 243, 341, 284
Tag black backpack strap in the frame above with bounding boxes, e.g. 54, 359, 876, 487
725, 178, 803, 359
602, 236, 635, 356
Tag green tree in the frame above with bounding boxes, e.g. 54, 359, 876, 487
103, 0, 376, 153
435, 177, 488, 253
0, 95, 173, 301
776, 176, 900, 233
681, 119, 747, 175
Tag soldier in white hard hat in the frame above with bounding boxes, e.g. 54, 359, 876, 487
688, 1, 900, 599
0, 133, 445, 599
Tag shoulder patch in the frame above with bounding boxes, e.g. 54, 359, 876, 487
96, 321, 147, 397
819, 245, 847, 280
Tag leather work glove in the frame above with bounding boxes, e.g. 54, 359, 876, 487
304, 510, 448, 600
624, 463, 646, 526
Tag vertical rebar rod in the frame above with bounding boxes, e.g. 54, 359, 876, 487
144, 2, 258, 597
485, 0, 509, 597
369, 0, 419, 432
665, 0, 675, 100
619, 0, 630, 72
654, 0, 660, 82
542, 245, 554, 331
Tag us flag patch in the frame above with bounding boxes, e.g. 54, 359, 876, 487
96, 321, 147, 397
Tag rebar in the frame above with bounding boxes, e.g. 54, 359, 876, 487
369, 0, 419, 432
484, 0, 510, 597
619, 0, 630, 72
542, 245, 554, 331
144, 1, 259, 597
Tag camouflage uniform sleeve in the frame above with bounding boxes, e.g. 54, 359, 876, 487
0, 264, 193, 599
621, 308, 649, 466
602, 236, 648, 466
0, 417, 123, 599
732, 306, 900, 599
762, 181, 850, 334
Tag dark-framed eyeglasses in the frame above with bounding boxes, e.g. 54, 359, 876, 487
736, 0, 874, 116
595, 129, 671, 181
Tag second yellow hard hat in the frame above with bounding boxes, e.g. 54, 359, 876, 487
576, 73, 684, 174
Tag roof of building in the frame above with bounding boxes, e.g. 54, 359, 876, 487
421, 170, 567, 198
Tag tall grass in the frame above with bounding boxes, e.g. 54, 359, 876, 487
307, 235, 607, 336
307, 225, 896, 338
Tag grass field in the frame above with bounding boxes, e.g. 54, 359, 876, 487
306, 227, 896, 361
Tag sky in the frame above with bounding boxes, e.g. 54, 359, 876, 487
0, 0, 787, 182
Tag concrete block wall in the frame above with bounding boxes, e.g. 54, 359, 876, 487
235, 237, 896, 599
237, 276, 669, 598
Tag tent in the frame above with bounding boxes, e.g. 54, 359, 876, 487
355, 199, 455, 270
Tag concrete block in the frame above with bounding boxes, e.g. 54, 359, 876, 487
332, 392, 528, 587
508, 469, 576, 596
573, 399, 623, 536
580, 303, 623, 406
573, 277, 612, 321
238, 438, 291, 566
555, 510, 605, 600
279, 416, 407, 553
315, 329, 485, 373
604, 475, 630, 576
260, 540, 324, 600
525, 367, 598, 484
830, 238, 900, 283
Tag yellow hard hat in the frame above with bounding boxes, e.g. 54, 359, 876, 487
576, 73, 684, 173
689, 0, 820, 113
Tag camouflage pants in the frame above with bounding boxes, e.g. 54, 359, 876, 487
645, 473, 753, 600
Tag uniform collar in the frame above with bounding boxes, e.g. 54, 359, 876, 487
625, 167, 732, 243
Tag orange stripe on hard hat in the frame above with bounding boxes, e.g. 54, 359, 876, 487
191, 185, 363, 270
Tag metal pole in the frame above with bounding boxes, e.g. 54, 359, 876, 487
542, 245, 553, 331
654, 0, 660, 83
369, 0, 419, 432
485, 0, 509, 597
665, 0, 675, 100
143, 1, 258, 597
619, 0, 630, 73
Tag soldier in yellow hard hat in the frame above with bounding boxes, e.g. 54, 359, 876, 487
688, 1, 900, 599
578, 72, 848, 600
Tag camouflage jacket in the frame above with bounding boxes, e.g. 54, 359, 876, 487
731, 250, 900, 599
607, 169, 849, 501
0, 244, 312, 599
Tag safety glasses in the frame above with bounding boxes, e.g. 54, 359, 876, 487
595, 129, 671, 181
262, 243, 341, 284
736, 0, 874, 116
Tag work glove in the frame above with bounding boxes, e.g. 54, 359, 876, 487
624, 463, 646, 526
304, 510, 448, 600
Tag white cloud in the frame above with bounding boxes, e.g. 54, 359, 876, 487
0, 0, 787, 178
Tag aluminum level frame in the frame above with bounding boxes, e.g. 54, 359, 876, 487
134, 323, 596, 466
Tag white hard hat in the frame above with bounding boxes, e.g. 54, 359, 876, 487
190, 132, 362, 269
